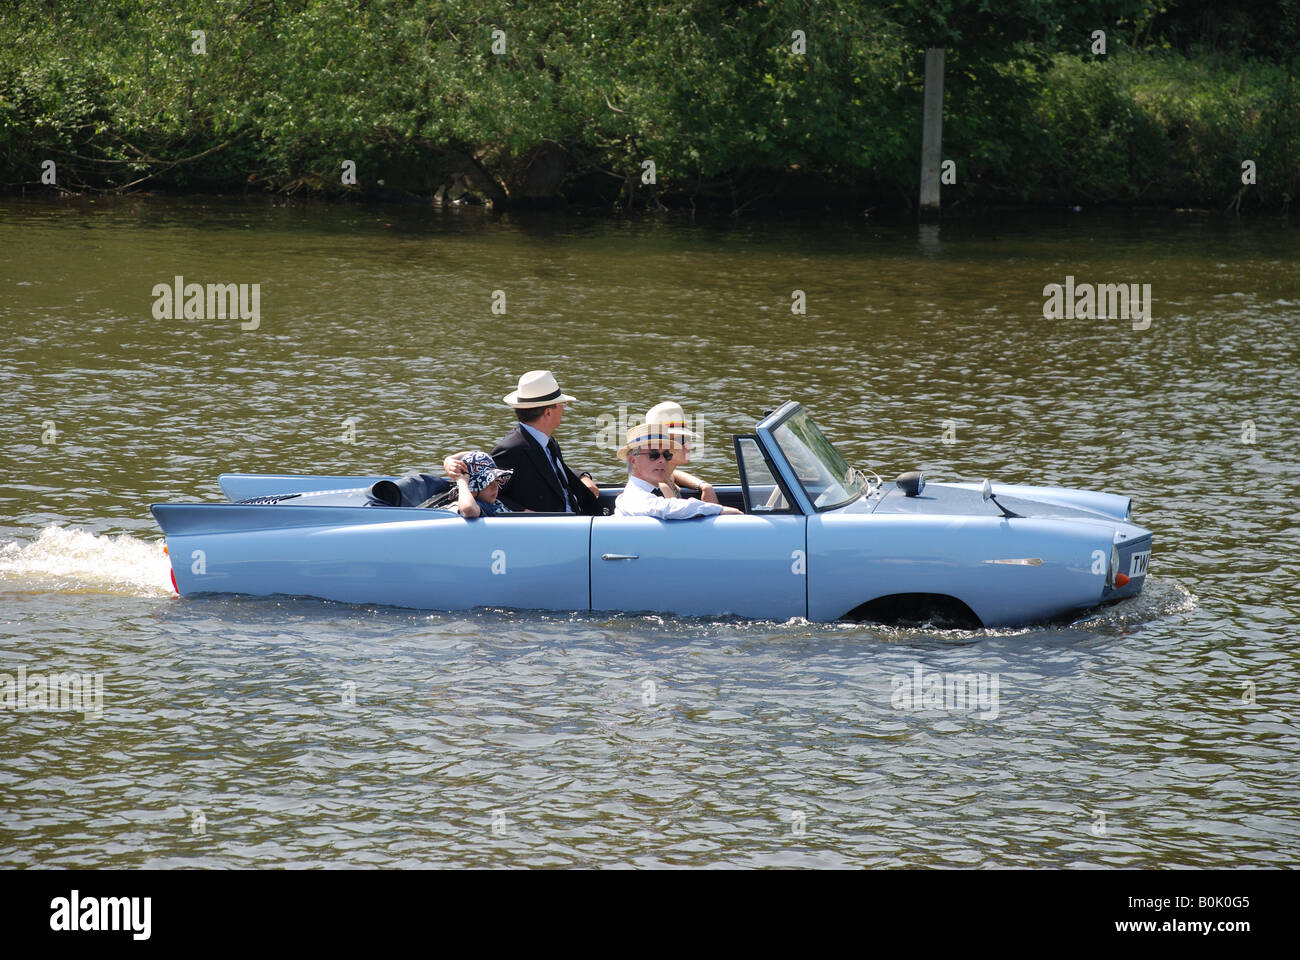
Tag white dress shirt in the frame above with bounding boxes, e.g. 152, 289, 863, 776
615, 476, 725, 519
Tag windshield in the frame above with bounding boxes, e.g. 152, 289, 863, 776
770, 409, 870, 511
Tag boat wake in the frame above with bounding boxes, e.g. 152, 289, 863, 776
1064, 575, 1197, 629
0, 526, 174, 598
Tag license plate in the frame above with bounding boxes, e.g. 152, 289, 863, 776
1128, 550, 1150, 578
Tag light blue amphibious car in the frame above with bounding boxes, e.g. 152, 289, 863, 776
151, 402, 1152, 627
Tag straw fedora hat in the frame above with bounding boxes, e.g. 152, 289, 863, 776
616, 423, 683, 461
645, 400, 699, 439
503, 370, 576, 408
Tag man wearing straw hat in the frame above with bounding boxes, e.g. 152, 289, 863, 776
614, 423, 742, 519
444, 370, 601, 515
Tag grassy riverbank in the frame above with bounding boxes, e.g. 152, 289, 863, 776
1, 1, 1295, 212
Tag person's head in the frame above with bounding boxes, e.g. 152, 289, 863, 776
505, 370, 575, 437
516, 401, 564, 433
617, 424, 681, 485
645, 401, 699, 465
461, 451, 513, 502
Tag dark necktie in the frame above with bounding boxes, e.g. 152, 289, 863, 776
652, 487, 664, 497
546, 438, 577, 512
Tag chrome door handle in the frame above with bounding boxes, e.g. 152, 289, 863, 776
601, 553, 639, 561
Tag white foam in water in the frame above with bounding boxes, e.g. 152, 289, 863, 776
0, 526, 174, 597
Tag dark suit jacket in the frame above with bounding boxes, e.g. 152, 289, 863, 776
491, 425, 600, 515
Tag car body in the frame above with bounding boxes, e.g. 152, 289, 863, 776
150, 402, 1152, 626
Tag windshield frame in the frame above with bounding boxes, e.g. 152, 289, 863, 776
759, 404, 867, 513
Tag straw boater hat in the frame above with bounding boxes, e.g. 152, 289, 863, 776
616, 423, 683, 461
503, 370, 576, 408
645, 401, 699, 440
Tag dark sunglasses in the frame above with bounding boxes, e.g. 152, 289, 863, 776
637, 450, 674, 461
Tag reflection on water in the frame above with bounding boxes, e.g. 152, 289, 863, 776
1, 197, 1297, 867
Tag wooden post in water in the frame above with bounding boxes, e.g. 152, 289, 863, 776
919, 48, 945, 220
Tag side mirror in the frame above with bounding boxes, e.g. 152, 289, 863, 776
981, 478, 1022, 518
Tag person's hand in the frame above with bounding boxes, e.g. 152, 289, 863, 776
444, 456, 467, 478
699, 482, 718, 504
719, 505, 743, 515
580, 476, 600, 497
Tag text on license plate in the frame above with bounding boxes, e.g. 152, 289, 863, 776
1128, 550, 1150, 578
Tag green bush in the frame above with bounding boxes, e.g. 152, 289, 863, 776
1027, 50, 1298, 208
0, 1, 1295, 210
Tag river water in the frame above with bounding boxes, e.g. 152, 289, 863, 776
1, 197, 1296, 867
